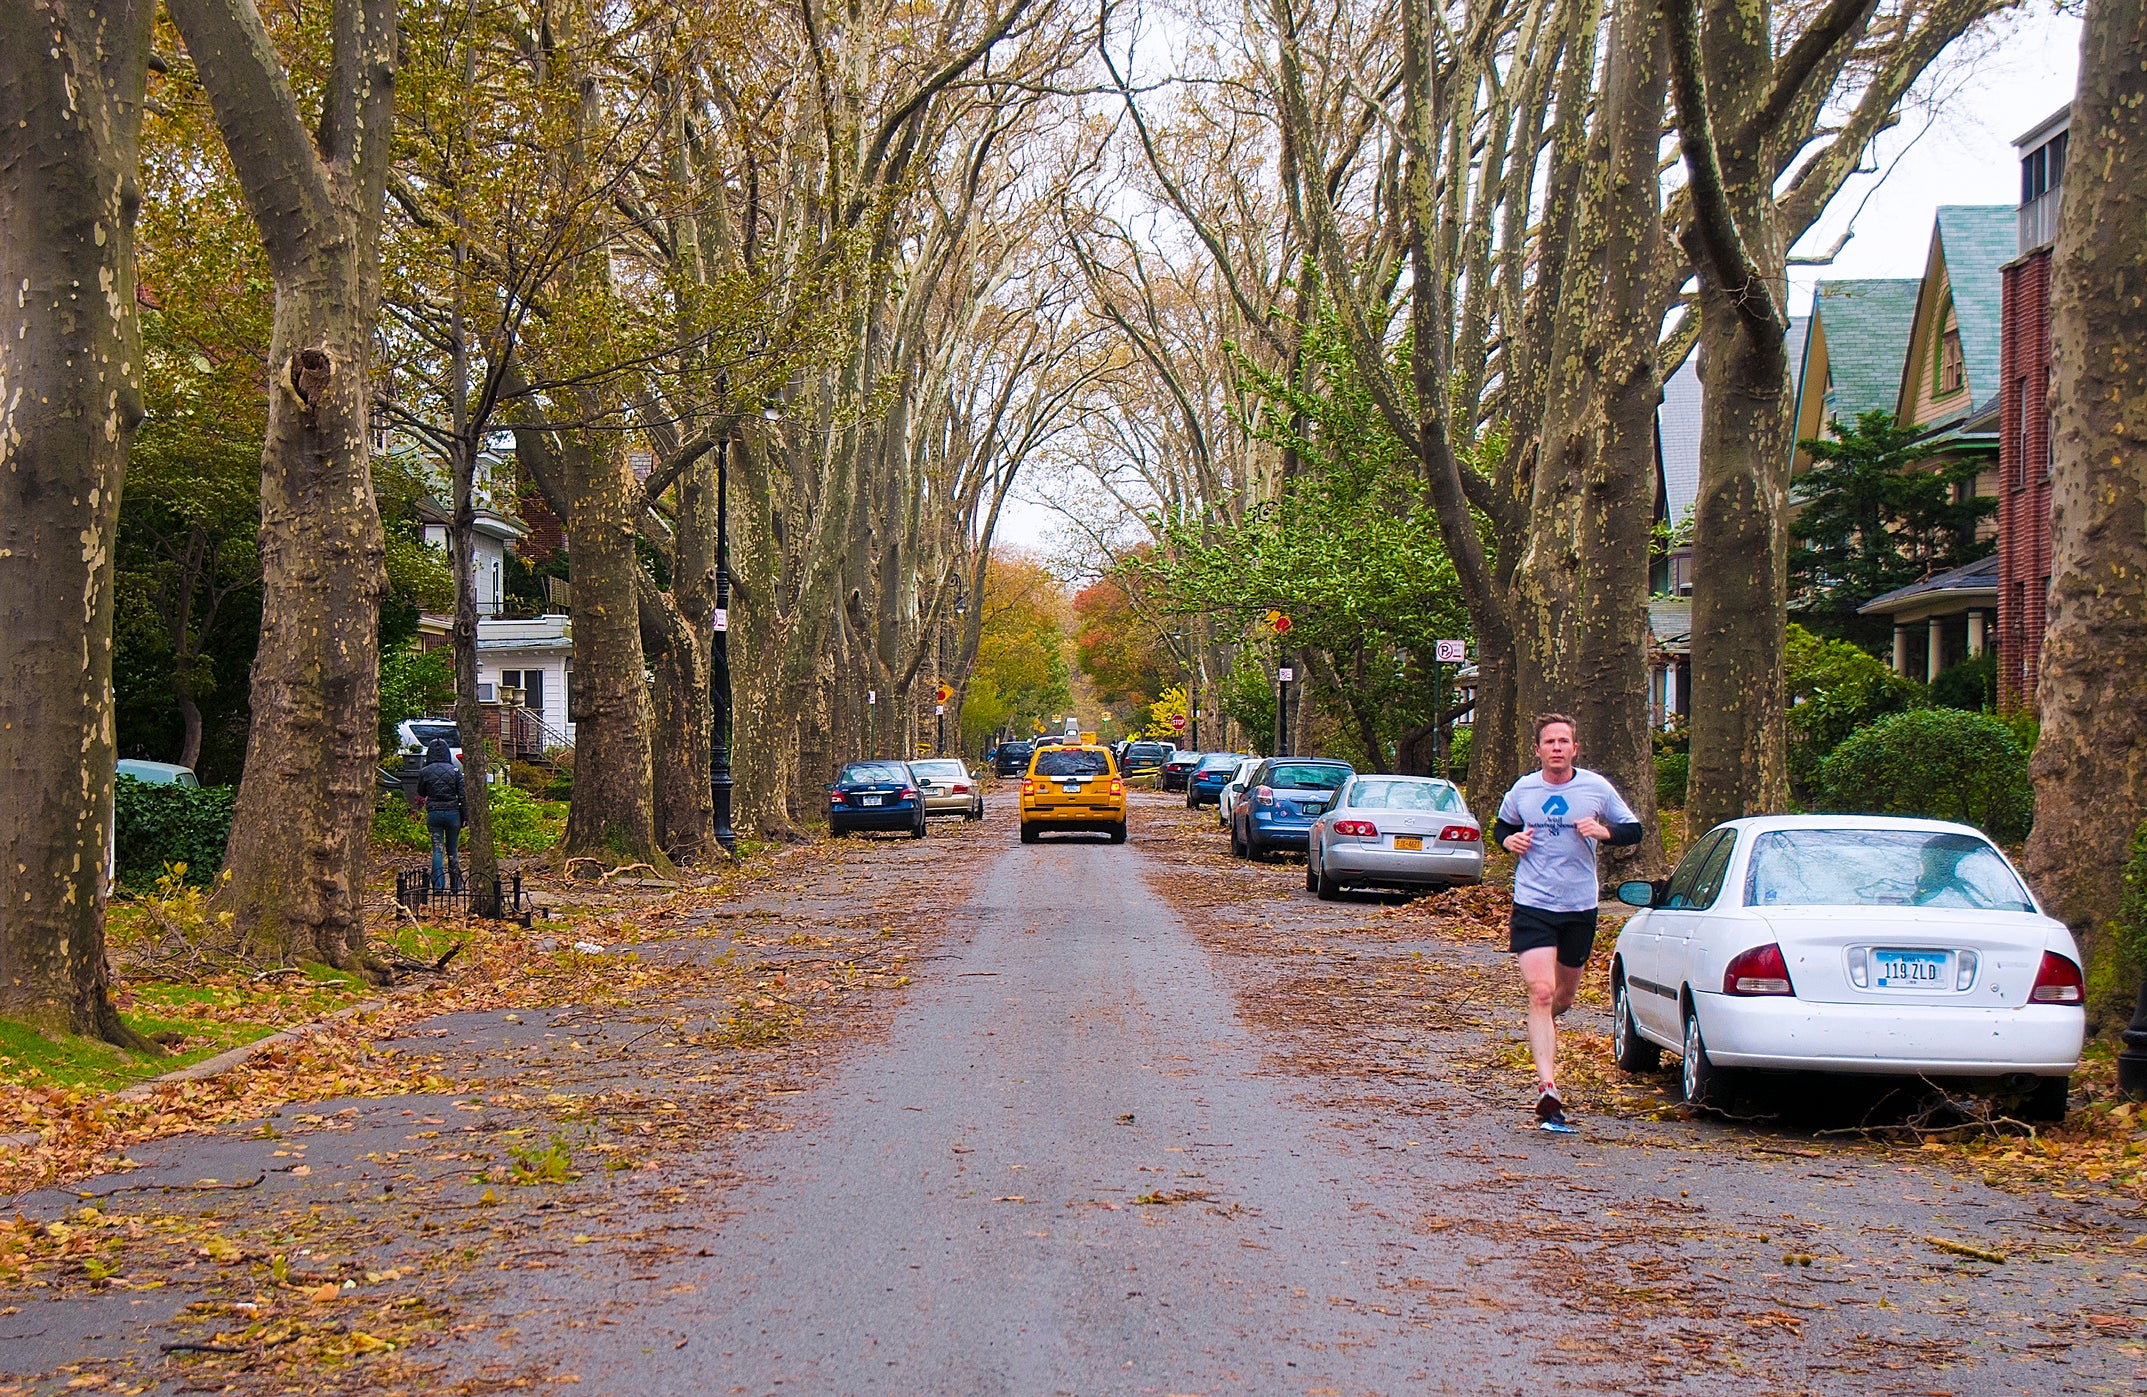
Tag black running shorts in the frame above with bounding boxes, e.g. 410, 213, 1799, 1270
1508, 904, 1598, 968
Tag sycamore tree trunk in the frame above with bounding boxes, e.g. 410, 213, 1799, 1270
2023, 0, 2147, 1029
557, 427, 664, 869
1667, 0, 1794, 835
1571, 0, 1671, 877
0, 0, 156, 1046
640, 444, 716, 861
170, 0, 395, 972
449, 437, 497, 890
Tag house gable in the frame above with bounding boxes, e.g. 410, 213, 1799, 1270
1896, 206, 2013, 430
1791, 279, 1920, 469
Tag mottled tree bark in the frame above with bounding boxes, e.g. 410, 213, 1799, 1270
2023, 0, 2147, 1028
1666, 0, 1794, 833
0, 0, 157, 1045
169, 0, 395, 971
449, 434, 497, 890
642, 449, 716, 860
556, 427, 663, 868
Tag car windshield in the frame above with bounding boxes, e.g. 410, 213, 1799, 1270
1036, 750, 1111, 777
1267, 763, 1351, 791
840, 762, 910, 785
409, 721, 458, 746
1348, 778, 1463, 812
910, 760, 965, 780
1743, 829, 2034, 911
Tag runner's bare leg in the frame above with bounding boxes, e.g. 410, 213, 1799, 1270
1519, 946, 1562, 1092
1551, 962, 1584, 1017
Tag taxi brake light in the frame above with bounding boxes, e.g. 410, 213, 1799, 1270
1021, 780, 1036, 796
1438, 825, 1481, 842
1110, 779, 1124, 796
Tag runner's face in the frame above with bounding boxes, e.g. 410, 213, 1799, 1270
1536, 723, 1576, 775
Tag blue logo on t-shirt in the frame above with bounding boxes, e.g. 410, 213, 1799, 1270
1540, 793, 1569, 835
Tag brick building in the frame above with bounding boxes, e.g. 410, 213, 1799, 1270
1997, 104, 2069, 712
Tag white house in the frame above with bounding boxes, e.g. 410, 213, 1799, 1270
475, 615, 576, 755
417, 497, 527, 618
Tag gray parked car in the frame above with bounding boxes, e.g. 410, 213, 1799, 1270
1305, 775, 1484, 897
908, 758, 985, 820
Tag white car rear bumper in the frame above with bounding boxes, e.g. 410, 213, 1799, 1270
1695, 992, 2083, 1075
1323, 843, 1484, 886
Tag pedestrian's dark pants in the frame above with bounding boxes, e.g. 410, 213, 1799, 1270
428, 810, 463, 893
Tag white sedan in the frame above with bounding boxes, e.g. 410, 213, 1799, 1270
1609, 815, 2084, 1119
1215, 756, 1263, 827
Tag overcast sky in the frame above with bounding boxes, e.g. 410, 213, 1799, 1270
996, 6, 2087, 554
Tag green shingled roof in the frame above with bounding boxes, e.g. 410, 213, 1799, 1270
1807, 279, 1921, 423
1931, 205, 2015, 409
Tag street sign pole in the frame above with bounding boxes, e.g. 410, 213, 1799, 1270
935, 703, 945, 756
1275, 666, 1295, 757
1432, 640, 1466, 783
867, 688, 877, 758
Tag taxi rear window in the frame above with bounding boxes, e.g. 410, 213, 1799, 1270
1036, 750, 1111, 778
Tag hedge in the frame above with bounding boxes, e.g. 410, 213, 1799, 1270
1655, 751, 1689, 810
1814, 708, 2033, 842
114, 777, 236, 888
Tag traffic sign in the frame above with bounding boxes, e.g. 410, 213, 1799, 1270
1278, 666, 1295, 683
934, 704, 945, 716
867, 689, 877, 705
935, 683, 952, 703
1266, 609, 1293, 636
1435, 639, 1466, 663
712, 608, 728, 633
1169, 713, 1186, 731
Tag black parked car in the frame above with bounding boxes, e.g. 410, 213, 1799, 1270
994, 741, 1035, 778
1120, 740, 1172, 779
1159, 749, 1204, 791
827, 761, 927, 838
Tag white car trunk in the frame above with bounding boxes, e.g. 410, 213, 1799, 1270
1755, 907, 2057, 1009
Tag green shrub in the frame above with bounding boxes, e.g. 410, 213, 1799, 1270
489, 784, 566, 856
1655, 751, 1689, 810
372, 796, 429, 851
114, 778, 236, 888
2117, 820, 2147, 966
1814, 708, 2033, 842
1930, 652, 1997, 712
1653, 717, 1689, 756
1786, 624, 1925, 797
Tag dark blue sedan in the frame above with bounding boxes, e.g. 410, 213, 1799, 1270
828, 761, 928, 838
1230, 758, 1354, 859
1185, 752, 1245, 808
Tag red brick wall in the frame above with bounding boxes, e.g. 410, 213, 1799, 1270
1998, 250, 2055, 713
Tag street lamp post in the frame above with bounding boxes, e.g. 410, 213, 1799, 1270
708, 427, 738, 856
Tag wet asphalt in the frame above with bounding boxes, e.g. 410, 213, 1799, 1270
4, 794, 2145, 1395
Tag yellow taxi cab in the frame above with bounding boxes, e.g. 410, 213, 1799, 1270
1018, 734, 1127, 844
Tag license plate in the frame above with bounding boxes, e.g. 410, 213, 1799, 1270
1873, 948, 1949, 988
1061, 783, 1081, 794
1393, 835, 1423, 851
861, 796, 883, 807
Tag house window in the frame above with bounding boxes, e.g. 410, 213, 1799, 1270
499, 669, 546, 713
2013, 378, 2029, 488
1939, 327, 1966, 396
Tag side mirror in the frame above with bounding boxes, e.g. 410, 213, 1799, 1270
1616, 879, 1660, 908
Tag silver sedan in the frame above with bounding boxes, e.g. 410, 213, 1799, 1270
908, 758, 985, 820
1305, 775, 1484, 897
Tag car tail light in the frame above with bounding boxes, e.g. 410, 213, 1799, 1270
2031, 951, 2085, 1004
830, 790, 845, 805
899, 787, 918, 801
1723, 943, 1794, 996
1438, 825, 1481, 842
1021, 780, 1036, 796
1333, 820, 1378, 837
1955, 949, 1979, 991
1110, 779, 1124, 796
952, 783, 969, 794
1253, 785, 1275, 806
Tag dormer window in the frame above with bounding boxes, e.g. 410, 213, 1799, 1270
1940, 327, 1965, 396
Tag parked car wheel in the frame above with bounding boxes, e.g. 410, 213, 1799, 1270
1230, 823, 1246, 859
1612, 972, 1661, 1073
1314, 860, 1341, 901
1681, 1007, 1735, 1110
1020, 823, 1039, 845
1108, 823, 1128, 844
911, 814, 928, 839
830, 826, 849, 839
2021, 1075, 2071, 1123
1304, 857, 1318, 892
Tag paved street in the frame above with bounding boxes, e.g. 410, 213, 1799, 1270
5, 792, 2144, 1395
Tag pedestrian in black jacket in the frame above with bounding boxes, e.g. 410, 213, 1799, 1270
417, 738, 465, 893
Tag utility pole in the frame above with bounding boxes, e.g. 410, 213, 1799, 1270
709, 428, 737, 855
1275, 665, 1294, 757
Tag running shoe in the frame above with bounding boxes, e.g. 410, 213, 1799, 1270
1534, 1089, 1565, 1122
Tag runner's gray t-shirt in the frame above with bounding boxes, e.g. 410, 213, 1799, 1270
1497, 768, 1638, 913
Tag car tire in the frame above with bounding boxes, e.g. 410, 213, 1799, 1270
1680, 1005, 1735, 1111
1020, 823, 1039, 845
1314, 860, 1341, 901
830, 826, 849, 839
1612, 973, 1661, 1074
912, 816, 927, 840
2022, 1075, 2071, 1123
1109, 823, 1127, 844
1304, 856, 1318, 892
1230, 823, 1245, 859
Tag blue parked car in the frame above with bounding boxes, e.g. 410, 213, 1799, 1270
1185, 752, 1246, 809
1229, 758, 1354, 860
827, 761, 928, 839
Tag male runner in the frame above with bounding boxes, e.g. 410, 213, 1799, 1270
1492, 714, 1642, 1131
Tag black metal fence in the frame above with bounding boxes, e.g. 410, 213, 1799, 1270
394, 869, 534, 925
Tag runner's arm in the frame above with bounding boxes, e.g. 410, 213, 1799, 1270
1492, 818, 1524, 844
1605, 821, 1643, 847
